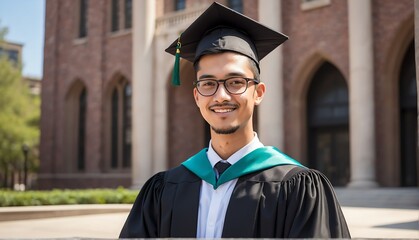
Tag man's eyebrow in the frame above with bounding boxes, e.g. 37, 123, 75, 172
198, 72, 247, 80
198, 74, 216, 80
225, 72, 246, 77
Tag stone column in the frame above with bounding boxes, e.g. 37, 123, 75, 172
347, 0, 378, 187
152, 34, 169, 173
131, 0, 155, 188
415, 0, 419, 183
258, 0, 285, 149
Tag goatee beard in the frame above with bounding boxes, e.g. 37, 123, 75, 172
211, 125, 240, 135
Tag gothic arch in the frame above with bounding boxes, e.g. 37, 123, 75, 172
306, 62, 350, 186
288, 52, 346, 164
64, 79, 87, 172
104, 73, 132, 172
378, 13, 414, 186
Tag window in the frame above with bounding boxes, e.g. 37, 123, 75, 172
110, 0, 132, 33
228, 0, 243, 13
122, 84, 132, 167
109, 79, 132, 170
175, 0, 186, 11
124, 0, 132, 29
78, 88, 87, 170
0, 48, 19, 66
111, 89, 119, 168
78, 0, 88, 38
301, 0, 331, 11
64, 81, 87, 172
111, 0, 119, 32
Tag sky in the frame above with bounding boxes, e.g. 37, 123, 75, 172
0, 0, 45, 79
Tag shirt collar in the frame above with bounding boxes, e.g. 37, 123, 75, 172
207, 132, 264, 168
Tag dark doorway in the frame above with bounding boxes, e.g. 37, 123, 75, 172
307, 62, 350, 186
399, 41, 418, 187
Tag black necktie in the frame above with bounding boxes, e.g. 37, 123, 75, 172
215, 161, 231, 176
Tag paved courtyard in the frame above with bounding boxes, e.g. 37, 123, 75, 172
0, 188, 417, 239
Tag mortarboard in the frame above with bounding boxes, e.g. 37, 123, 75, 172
165, 2, 288, 86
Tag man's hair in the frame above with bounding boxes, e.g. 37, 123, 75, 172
194, 54, 260, 81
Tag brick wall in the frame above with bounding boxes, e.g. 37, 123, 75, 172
40, 0, 132, 188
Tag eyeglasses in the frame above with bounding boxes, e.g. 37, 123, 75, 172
194, 77, 259, 96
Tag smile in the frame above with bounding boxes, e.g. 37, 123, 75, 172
212, 108, 234, 113
209, 103, 238, 113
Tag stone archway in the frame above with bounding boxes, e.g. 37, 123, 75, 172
399, 41, 418, 186
307, 62, 350, 186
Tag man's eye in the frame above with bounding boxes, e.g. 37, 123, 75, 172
200, 81, 216, 87
228, 79, 246, 86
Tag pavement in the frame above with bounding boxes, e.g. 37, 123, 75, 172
0, 188, 417, 239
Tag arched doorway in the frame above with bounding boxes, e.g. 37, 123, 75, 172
399, 41, 417, 187
64, 80, 87, 172
307, 62, 350, 186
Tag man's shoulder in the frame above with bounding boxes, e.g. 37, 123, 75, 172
163, 164, 202, 183
241, 164, 310, 182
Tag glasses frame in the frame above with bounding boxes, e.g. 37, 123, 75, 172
194, 77, 260, 97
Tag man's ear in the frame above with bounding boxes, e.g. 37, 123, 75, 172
193, 88, 200, 107
254, 82, 266, 105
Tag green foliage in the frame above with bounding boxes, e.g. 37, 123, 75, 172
0, 187, 138, 207
0, 21, 40, 188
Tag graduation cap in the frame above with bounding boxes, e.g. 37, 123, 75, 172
165, 2, 288, 86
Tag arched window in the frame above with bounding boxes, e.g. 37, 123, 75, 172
109, 78, 132, 170
111, 88, 119, 168
399, 41, 417, 187
307, 62, 350, 186
78, 88, 87, 170
64, 81, 87, 172
122, 84, 132, 168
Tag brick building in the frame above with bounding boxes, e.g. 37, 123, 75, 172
39, 0, 417, 189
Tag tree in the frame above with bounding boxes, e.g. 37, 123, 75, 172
0, 23, 40, 189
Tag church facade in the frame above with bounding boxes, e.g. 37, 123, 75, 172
39, 0, 417, 189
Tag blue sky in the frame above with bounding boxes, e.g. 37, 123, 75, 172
0, 0, 45, 79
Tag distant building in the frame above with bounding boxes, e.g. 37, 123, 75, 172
0, 40, 22, 67
39, 0, 417, 189
0, 40, 42, 94
23, 76, 42, 95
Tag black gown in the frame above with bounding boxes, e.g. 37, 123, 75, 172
120, 164, 351, 238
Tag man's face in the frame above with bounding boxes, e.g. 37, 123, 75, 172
194, 52, 265, 135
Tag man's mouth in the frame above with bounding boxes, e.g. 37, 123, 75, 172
212, 108, 234, 113
209, 104, 238, 113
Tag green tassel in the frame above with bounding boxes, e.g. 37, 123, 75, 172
172, 48, 181, 86
172, 37, 182, 86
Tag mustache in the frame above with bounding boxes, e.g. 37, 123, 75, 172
209, 103, 239, 108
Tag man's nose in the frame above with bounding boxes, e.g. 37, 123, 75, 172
213, 83, 231, 101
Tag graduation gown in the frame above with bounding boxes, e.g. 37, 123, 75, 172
120, 147, 351, 238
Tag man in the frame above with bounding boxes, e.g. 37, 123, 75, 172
120, 2, 350, 238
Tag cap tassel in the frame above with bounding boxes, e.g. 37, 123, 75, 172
172, 36, 182, 86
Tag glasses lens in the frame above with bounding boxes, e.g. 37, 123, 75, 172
225, 77, 247, 94
197, 80, 218, 96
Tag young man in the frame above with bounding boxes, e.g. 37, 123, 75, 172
120, 2, 350, 238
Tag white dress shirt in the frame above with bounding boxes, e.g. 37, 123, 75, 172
196, 133, 264, 238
